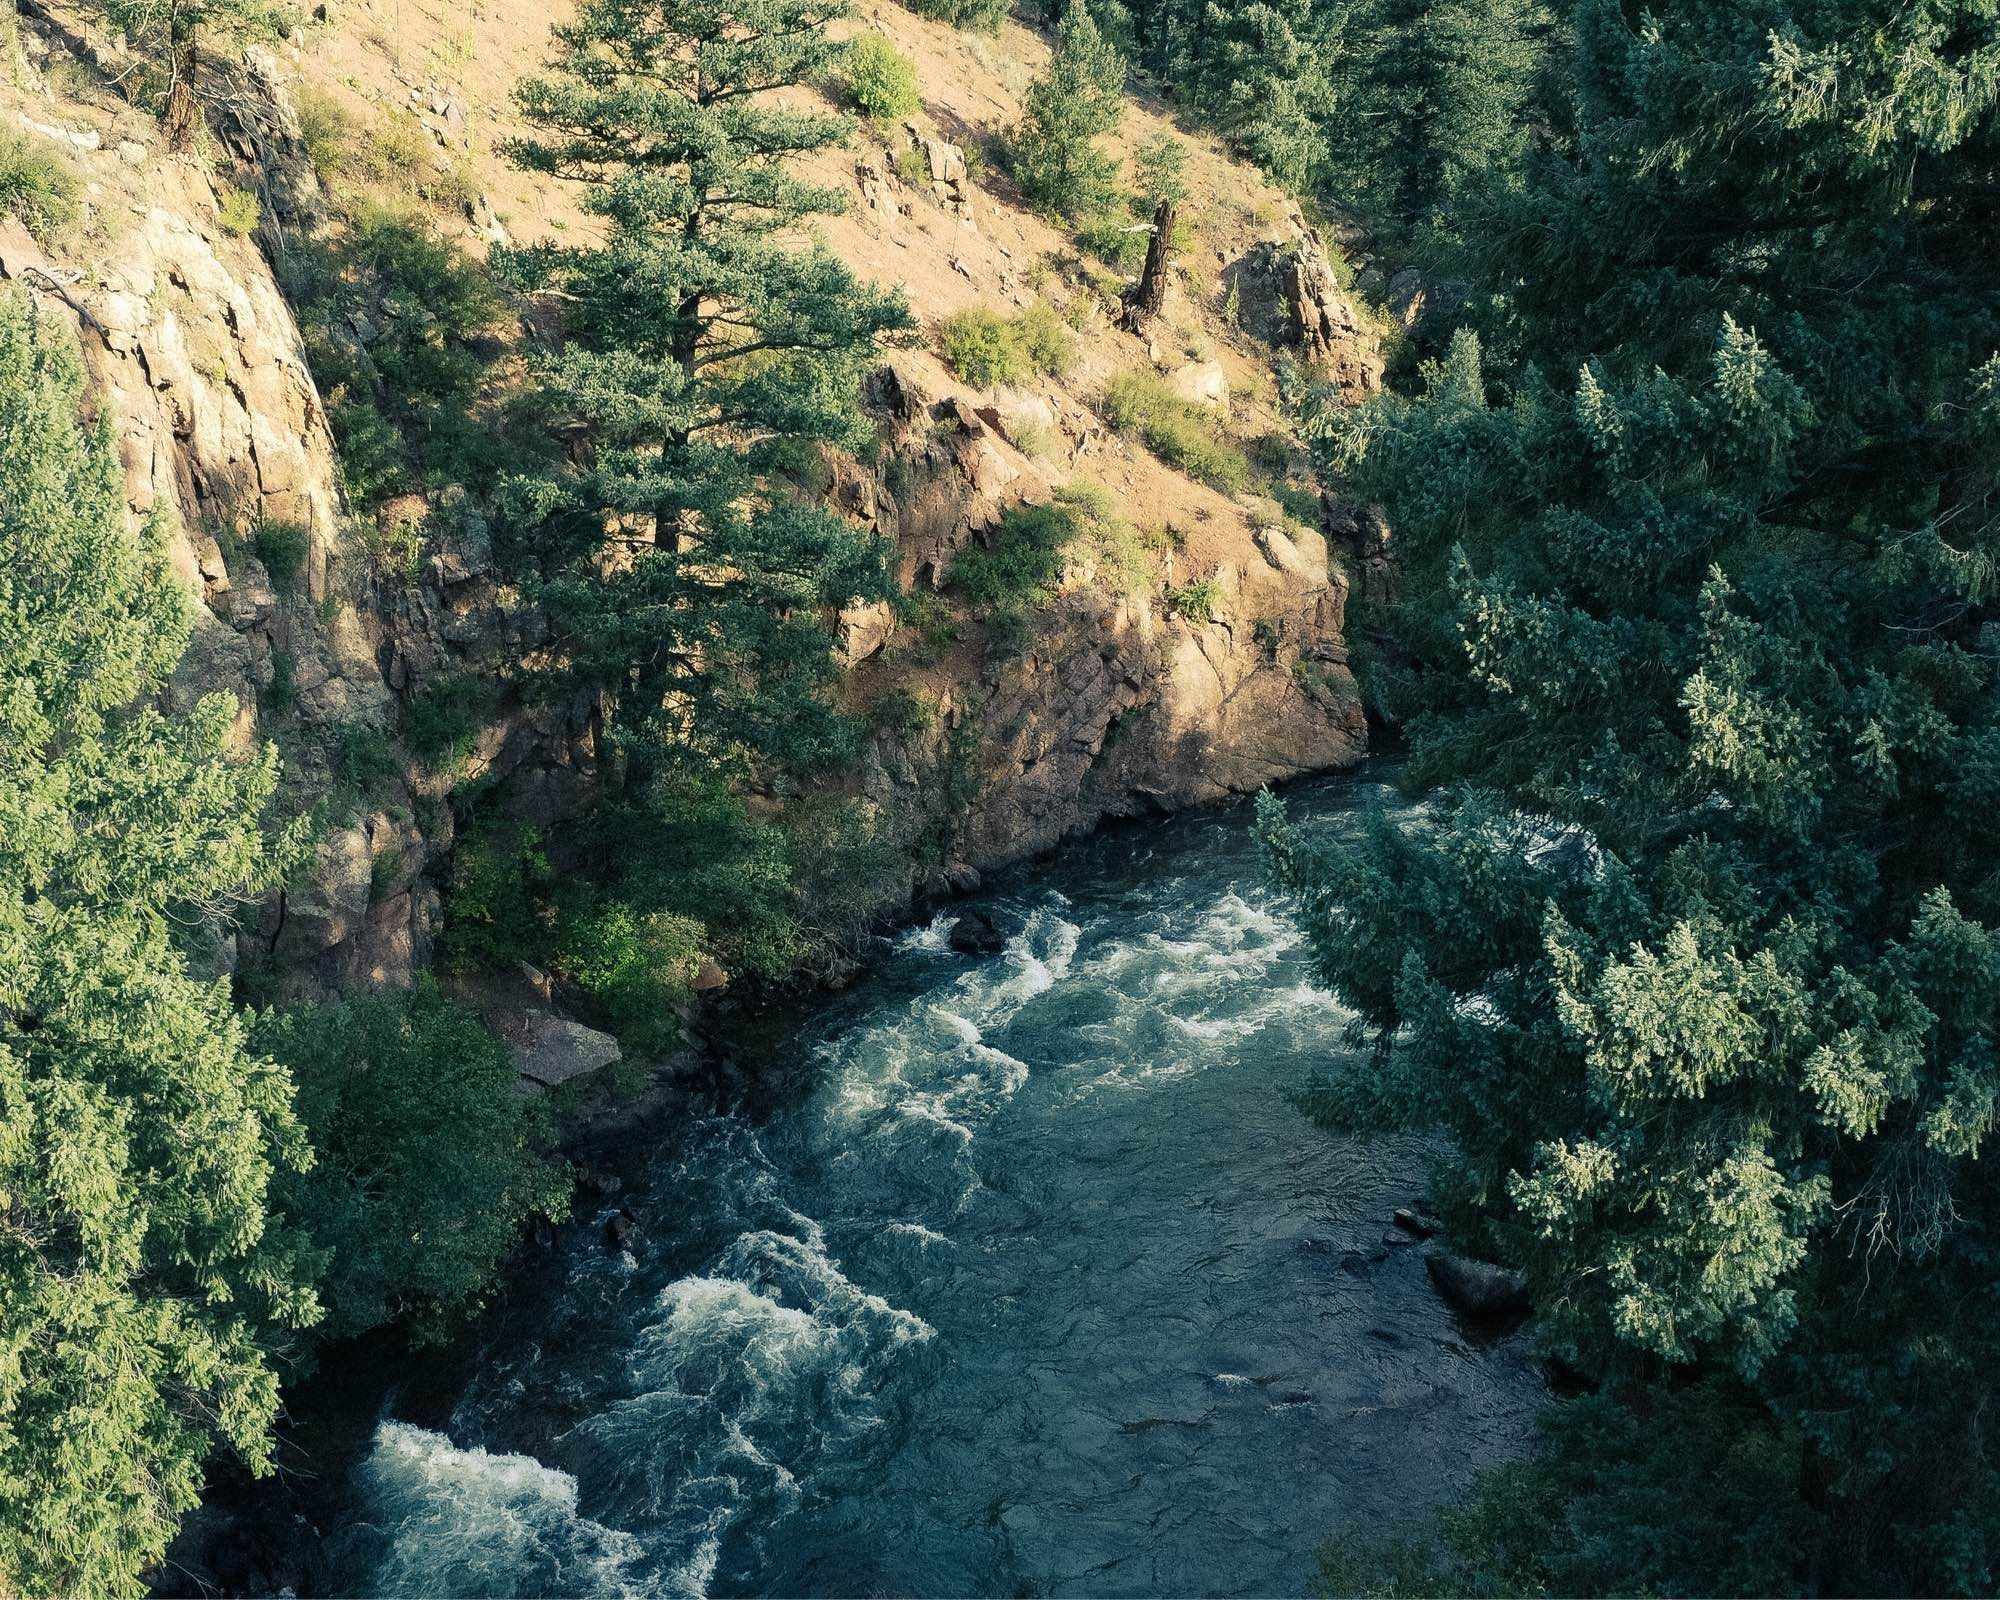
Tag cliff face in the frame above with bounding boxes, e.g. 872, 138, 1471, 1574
841, 367, 1363, 888
4, 0, 1381, 1001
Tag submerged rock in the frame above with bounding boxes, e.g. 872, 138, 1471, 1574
1392, 1205, 1441, 1237
1426, 1252, 1531, 1318
949, 910, 1008, 956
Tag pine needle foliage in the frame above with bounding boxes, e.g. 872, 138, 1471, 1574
1264, 1, 2000, 1588
0, 288, 318, 1597
497, 0, 913, 778
1012, 5, 1128, 219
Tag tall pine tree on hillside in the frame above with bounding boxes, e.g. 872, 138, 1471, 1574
1186, 0, 1342, 194
499, 0, 909, 774
1265, 0, 2000, 1588
1328, 0, 1549, 230
1012, 5, 1129, 218
0, 289, 318, 1596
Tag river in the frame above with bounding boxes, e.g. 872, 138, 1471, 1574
244, 766, 1545, 1598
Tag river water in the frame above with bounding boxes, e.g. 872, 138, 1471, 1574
300, 767, 1544, 1597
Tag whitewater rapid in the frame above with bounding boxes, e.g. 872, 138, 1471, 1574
304, 770, 1546, 1597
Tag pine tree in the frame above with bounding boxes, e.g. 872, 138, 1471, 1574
1012, 5, 1129, 218
498, 0, 911, 779
1265, 0, 2000, 1586
1329, 0, 1548, 229
1187, 0, 1341, 195
0, 288, 318, 1595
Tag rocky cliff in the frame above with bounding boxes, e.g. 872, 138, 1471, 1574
2, 0, 1381, 1012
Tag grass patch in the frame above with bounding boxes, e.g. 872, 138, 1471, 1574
938, 302, 1076, 389
1100, 371, 1251, 493
0, 132, 78, 240
950, 483, 1158, 647
1167, 577, 1221, 623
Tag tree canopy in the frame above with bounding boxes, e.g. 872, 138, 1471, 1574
0, 288, 319, 1597
1264, 0, 2000, 1587
499, 0, 909, 779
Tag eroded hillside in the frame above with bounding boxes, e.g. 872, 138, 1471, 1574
1, 0, 1384, 1013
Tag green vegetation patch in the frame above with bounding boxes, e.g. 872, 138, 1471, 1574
1099, 370, 1250, 492
844, 34, 921, 122
0, 131, 79, 240
938, 302, 1077, 388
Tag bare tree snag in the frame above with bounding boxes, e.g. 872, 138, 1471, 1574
1122, 199, 1177, 328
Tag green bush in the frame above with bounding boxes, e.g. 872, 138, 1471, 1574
267, 647, 297, 714
870, 686, 937, 733
844, 34, 921, 121
1100, 370, 1250, 492
940, 303, 1075, 388
260, 981, 572, 1346
253, 518, 311, 590
293, 84, 354, 180
952, 498, 1078, 615
337, 720, 402, 798
218, 185, 262, 236
940, 306, 1029, 387
557, 899, 701, 1054
403, 671, 497, 770
1014, 301, 1077, 377
1167, 577, 1220, 622
905, 0, 1008, 32
785, 794, 907, 959
0, 132, 78, 240
1076, 208, 1149, 271
894, 587, 961, 661
329, 394, 407, 507
441, 820, 550, 969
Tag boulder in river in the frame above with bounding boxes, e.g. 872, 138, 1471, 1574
1426, 1252, 1531, 1318
949, 910, 1008, 956
1392, 1205, 1441, 1237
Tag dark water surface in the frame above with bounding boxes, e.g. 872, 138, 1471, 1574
298, 768, 1543, 1597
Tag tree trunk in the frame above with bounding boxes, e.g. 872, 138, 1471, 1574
1124, 199, 1177, 325
163, 25, 200, 151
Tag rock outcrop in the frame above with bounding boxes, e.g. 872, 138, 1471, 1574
1224, 223, 1384, 403
0, 18, 597, 997
1426, 1253, 1532, 1318
846, 363, 1365, 886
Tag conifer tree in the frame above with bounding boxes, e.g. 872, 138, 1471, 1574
0, 288, 318, 1596
1328, 0, 1548, 229
499, 0, 911, 781
1187, 0, 1340, 195
1266, 0, 2000, 1586
1012, 5, 1129, 218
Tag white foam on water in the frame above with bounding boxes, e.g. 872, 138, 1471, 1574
818, 904, 1083, 1156
896, 1092, 976, 1146
895, 911, 956, 953
885, 1220, 952, 1247
358, 1421, 652, 1599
